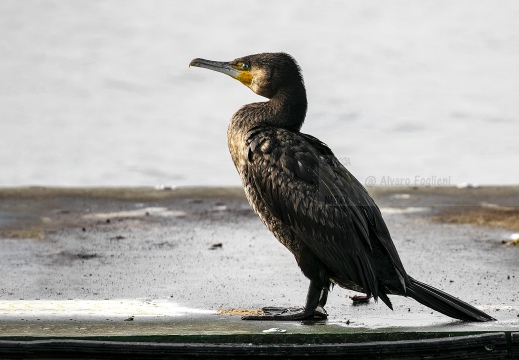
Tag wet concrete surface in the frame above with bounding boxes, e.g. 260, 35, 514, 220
0, 186, 518, 339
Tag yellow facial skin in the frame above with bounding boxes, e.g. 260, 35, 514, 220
236, 71, 253, 86
232, 62, 253, 86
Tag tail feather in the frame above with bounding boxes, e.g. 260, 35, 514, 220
406, 277, 495, 322
378, 286, 393, 310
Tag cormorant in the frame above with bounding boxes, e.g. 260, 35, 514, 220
189, 53, 495, 322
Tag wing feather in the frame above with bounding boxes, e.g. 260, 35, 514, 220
244, 126, 407, 299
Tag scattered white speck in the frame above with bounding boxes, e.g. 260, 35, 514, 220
457, 182, 479, 189
510, 234, 519, 241
481, 202, 501, 208
262, 328, 286, 333
391, 194, 411, 200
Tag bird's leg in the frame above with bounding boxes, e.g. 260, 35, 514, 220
313, 287, 328, 318
242, 281, 327, 320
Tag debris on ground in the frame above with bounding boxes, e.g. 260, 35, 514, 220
431, 207, 519, 232
216, 308, 263, 316
350, 294, 371, 305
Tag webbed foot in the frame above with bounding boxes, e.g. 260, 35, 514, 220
242, 306, 327, 320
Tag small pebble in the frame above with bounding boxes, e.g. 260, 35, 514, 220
209, 242, 223, 250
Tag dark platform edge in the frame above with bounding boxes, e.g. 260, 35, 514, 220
0, 332, 517, 359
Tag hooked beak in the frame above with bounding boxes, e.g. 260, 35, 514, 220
189, 58, 241, 78
190, 58, 253, 86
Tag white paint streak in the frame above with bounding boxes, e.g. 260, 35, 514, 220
0, 300, 215, 318
83, 207, 186, 219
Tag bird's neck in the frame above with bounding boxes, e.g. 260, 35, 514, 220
227, 85, 307, 171
231, 85, 307, 133
267, 87, 307, 132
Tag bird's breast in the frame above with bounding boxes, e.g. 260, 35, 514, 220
226, 120, 302, 256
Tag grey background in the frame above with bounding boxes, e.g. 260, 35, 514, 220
1, 0, 518, 187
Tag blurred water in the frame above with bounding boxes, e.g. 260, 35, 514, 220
0, 0, 518, 187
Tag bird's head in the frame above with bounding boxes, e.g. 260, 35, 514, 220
190, 52, 304, 99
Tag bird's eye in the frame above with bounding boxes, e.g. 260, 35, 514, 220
241, 63, 249, 70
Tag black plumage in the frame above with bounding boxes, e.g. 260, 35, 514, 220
190, 53, 494, 322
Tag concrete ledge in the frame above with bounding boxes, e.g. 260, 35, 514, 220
0, 186, 518, 358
